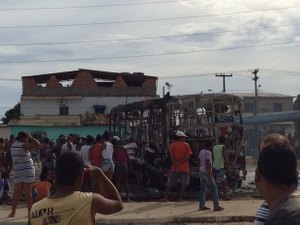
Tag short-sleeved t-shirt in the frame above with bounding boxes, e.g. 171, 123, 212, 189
81, 144, 91, 165
124, 142, 138, 160
199, 149, 212, 174
265, 193, 300, 225
169, 141, 192, 172
30, 191, 93, 225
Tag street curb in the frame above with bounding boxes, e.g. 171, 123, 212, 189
96, 216, 254, 225
0, 215, 254, 225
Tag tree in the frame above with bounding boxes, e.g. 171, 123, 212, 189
1, 103, 20, 124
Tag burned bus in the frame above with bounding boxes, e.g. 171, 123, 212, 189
109, 93, 246, 191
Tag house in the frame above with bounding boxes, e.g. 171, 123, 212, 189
7, 68, 158, 139
240, 92, 294, 116
236, 92, 296, 158
238, 91, 295, 135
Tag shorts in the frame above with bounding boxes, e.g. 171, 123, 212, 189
167, 171, 189, 187
101, 159, 114, 172
214, 168, 227, 182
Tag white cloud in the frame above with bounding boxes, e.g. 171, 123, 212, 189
0, 0, 298, 118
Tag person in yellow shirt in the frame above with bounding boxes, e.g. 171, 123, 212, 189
30, 152, 123, 225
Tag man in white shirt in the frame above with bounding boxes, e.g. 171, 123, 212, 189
61, 135, 75, 155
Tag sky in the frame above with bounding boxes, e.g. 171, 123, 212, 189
0, 0, 300, 118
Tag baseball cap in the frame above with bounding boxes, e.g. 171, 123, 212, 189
176, 131, 187, 137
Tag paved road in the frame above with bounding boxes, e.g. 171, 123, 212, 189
0, 198, 262, 225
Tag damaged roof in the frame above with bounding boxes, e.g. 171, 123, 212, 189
22, 68, 157, 84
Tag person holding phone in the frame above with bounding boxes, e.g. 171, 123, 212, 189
30, 152, 123, 225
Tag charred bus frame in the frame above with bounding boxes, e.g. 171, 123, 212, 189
110, 93, 246, 189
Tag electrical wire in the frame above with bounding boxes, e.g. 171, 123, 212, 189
0, 39, 299, 64
260, 68, 300, 75
0, 5, 299, 29
0, 0, 184, 11
0, 68, 298, 82
1, 23, 299, 47
0, 78, 21, 81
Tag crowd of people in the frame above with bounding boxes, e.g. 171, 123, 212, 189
0, 130, 299, 225
0, 131, 136, 224
159, 130, 300, 224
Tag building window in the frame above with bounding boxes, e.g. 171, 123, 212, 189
273, 103, 282, 112
93, 105, 106, 114
245, 103, 254, 113
60, 106, 69, 115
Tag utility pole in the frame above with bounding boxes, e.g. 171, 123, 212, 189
251, 69, 259, 116
215, 73, 232, 92
251, 68, 260, 160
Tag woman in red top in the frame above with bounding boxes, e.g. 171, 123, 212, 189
90, 135, 102, 167
112, 136, 130, 201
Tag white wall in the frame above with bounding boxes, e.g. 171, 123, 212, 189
0, 126, 12, 139
21, 96, 154, 117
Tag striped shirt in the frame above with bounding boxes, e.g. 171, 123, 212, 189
254, 201, 270, 225
11, 141, 35, 183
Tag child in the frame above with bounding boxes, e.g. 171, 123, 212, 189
32, 167, 52, 203
0, 171, 11, 204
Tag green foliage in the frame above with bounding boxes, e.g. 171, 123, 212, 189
1, 103, 20, 124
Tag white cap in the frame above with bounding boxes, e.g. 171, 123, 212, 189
176, 131, 187, 137
113, 136, 120, 140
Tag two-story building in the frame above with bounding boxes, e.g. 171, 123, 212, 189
241, 92, 294, 115
240, 92, 295, 134
7, 68, 158, 139
237, 92, 296, 158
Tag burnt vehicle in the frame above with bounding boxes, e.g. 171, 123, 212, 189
109, 93, 246, 191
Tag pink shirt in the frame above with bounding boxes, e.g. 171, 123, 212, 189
198, 149, 212, 173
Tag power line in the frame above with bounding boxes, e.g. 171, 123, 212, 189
159, 73, 214, 79
0, 39, 299, 64
0, 69, 298, 83
260, 68, 300, 75
1, 22, 300, 47
0, 5, 299, 29
0, 0, 183, 11
0, 78, 21, 81
159, 70, 249, 79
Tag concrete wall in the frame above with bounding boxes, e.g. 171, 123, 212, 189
0, 126, 12, 139
21, 96, 155, 117
23, 86, 157, 97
